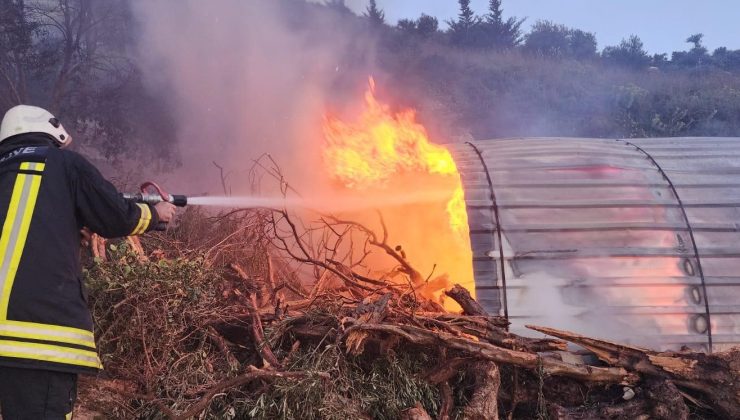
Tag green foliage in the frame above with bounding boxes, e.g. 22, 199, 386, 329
483, 0, 525, 49
85, 243, 254, 418
84, 240, 446, 419
524, 20, 597, 59
383, 35, 740, 140
4, 0, 740, 170
447, 0, 485, 48
398, 14, 440, 38
417, 14, 440, 37
610, 79, 738, 138
672, 33, 711, 68
602, 35, 651, 69
0, 0, 178, 165
568, 30, 599, 60
364, 0, 385, 25
0, 1, 41, 109
454, 0, 477, 29
713, 47, 740, 71
240, 346, 440, 420
446, 0, 524, 50
324, 0, 351, 14
397, 18, 416, 32
86, 243, 227, 374
687, 33, 705, 50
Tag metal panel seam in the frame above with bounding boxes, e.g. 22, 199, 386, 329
465, 141, 509, 322
617, 138, 713, 352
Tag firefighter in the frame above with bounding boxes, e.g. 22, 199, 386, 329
0, 105, 176, 419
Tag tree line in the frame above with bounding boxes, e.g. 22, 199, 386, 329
0, 0, 175, 163
362, 0, 740, 72
1, 0, 738, 166
347, 0, 740, 140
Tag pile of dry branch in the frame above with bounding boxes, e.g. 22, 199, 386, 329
79, 203, 740, 420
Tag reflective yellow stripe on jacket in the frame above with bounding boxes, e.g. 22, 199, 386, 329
131, 203, 151, 235
0, 320, 96, 348
0, 161, 102, 369
0, 339, 101, 369
0, 162, 45, 317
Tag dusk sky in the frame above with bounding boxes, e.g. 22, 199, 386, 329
343, 0, 739, 54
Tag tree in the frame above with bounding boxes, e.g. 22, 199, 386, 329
324, 0, 351, 14
651, 53, 669, 67
0, 0, 176, 162
488, 0, 504, 23
455, 0, 477, 29
0, 0, 130, 113
447, 0, 484, 47
523, 21, 596, 59
397, 18, 416, 33
0, 0, 38, 108
671, 33, 710, 68
567, 29, 597, 59
397, 14, 439, 38
687, 33, 704, 50
602, 35, 651, 69
364, 0, 384, 26
712, 47, 740, 71
524, 21, 568, 57
416, 14, 439, 37
482, 0, 524, 49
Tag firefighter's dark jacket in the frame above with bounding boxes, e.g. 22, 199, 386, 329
0, 134, 159, 374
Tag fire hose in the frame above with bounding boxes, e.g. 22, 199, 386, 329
122, 181, 188, 231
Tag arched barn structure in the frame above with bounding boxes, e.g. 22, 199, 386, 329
447, 137, 740, 352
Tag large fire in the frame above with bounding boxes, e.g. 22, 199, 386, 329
322, 77, 474, 309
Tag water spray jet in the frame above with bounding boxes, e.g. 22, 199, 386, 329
123, 181, 459, 215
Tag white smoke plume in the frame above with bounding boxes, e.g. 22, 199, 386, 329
132, 0, 377, 194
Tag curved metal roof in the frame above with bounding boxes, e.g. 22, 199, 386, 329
448, 137, 740, 352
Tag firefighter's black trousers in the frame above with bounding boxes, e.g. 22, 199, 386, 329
0, 366, 77, 419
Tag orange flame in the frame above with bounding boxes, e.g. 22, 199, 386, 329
323, 78, 458, 186
322, 77, 474, 309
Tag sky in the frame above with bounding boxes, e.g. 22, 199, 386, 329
343, 0, 739, 54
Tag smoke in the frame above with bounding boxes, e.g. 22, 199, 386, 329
130, 1, 476, 312
509, 271, 664, 349
129, 2, 688, 344
131, 0, 377, 194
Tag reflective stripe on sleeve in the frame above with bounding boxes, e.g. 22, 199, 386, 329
0, 339, 102, 369
0, 321, 96, 348
20, 162, 45, 172
131, 203, 152, 235
0, 162, 45, 318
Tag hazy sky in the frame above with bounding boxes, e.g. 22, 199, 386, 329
343, 0, 738, 54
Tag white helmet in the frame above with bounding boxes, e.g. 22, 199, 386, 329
0, 105, 72, 148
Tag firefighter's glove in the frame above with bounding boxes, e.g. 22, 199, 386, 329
154, 202, 176, 223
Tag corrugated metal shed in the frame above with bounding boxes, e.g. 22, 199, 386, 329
447, 137, 740, 352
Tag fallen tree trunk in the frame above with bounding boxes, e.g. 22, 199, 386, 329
529, 325, 740, 418
461, 362, 500, 420
201, 287, 735, 418
92, 221, 739, 420
444, 286, 566, 352
343, 320, 634, 383
445, 284, 489, 317
550, 379, 689, 420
